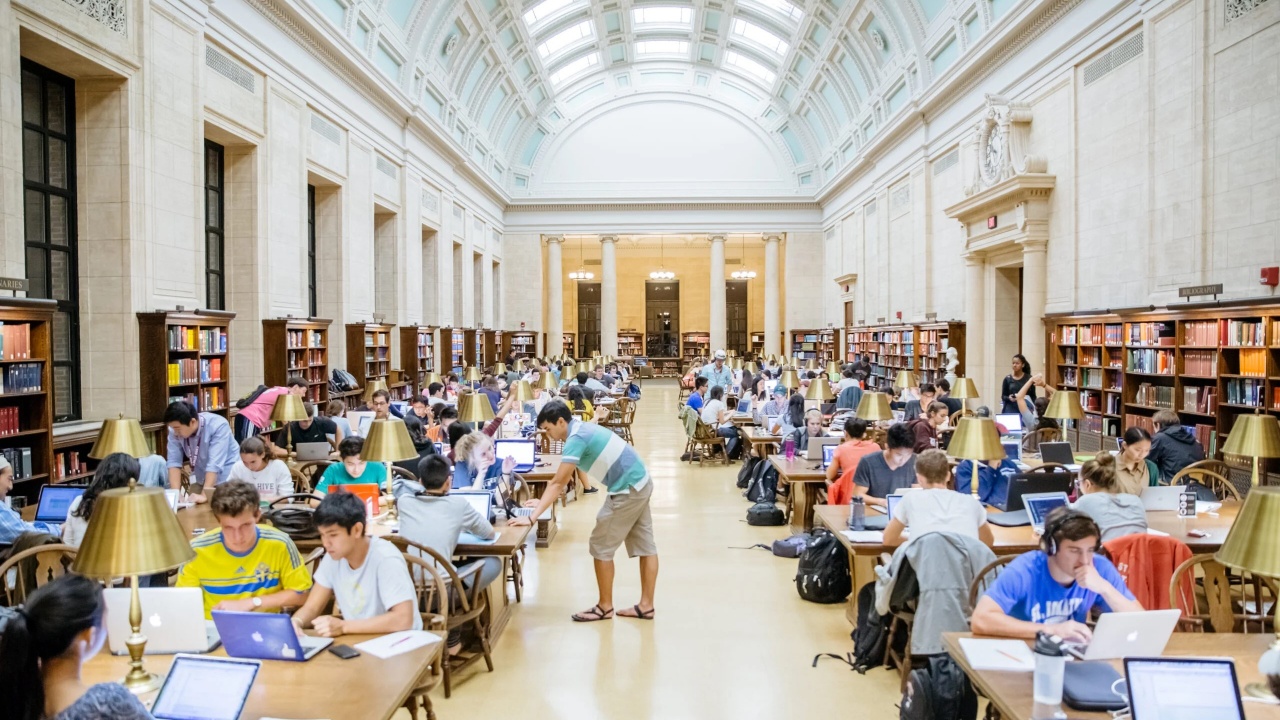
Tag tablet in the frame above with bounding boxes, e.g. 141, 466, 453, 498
151, 654, 260, 720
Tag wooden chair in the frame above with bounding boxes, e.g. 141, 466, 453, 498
399, 552, 449, 720
537, 431, 564, 455
1170, 466, 1241, 501
967, 556, 1019, 610
0, 544, 78, 606
689, 419, 730, 466
288, 466, 312, 494
390, 465, 418, 484
1169, 553, 1277, 634
599, 397, 632, 442
293, 461, 332, 492
1025, 462, 1071, 474
1034, 427, 1063, 445
949, 409, 974, 426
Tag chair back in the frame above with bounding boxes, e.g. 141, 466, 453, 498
693, 419, 720, 442
387, 536, 484, 623
1169, 467, 1240, 501
294, 461, 333, 491
949, 409, 974, 426
1035, 427, 1063, 444
1169, 553, 1278, 633
390, 465, 418, 484
967, 555, 1018, 610
1027, 462, 1071, 474
400, 551, 449, 635
0, 543, 78, 606
289, 466, 312, 494
865, 427, 887, 449
537, 430, 564, 454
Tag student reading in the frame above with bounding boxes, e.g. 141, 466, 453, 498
970, 508, 1142, 642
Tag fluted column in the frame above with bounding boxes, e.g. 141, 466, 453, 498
600, 235, 618, 355
764, 234, 781, 356
710, 234, 727, 352
964, 250, 986, 399
546, 235, 564, 354
1020, 239, 1048, 379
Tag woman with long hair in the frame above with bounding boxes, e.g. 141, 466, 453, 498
1001, 353, 1034, 414
61, 453, 140, 548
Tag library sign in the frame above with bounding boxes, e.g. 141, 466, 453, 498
0, 277, 28, 292
1178, 284, 1223, 299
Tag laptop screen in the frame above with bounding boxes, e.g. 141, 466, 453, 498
886, 493, 903, 519
493, 439, 536, 470
1001, 439, 1022, 462
821, 444, 837, 468
151, 655, 260, 720
453, 491, 493, 519
1025, 493, 1069, 527
35, 486, 85, 523
1126, 658, 1244, 720
995, 413, 1024, 434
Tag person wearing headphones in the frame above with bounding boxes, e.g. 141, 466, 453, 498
970, 508, 1143, 642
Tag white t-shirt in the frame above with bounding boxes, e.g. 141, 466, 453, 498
701, 398, 729, 427
314, 536, 422, 630
227, 459, 294, 497
61, 495, 88, 548
891, 488, 987, 541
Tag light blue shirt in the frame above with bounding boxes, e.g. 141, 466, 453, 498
166, 412, 239, 487
700, 363, 734, 391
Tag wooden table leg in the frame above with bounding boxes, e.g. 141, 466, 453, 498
790, 482, 811, 534
536, 503, 557, 548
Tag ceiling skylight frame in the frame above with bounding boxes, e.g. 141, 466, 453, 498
740, 0, 804, 24
730, 18, 790, 57
522, 0, 584, 29
724, 49, 778, 86
631, 6, 694, 28
547, 51, 601, 86
635, 39, 691, 57
536, 19, 596, 61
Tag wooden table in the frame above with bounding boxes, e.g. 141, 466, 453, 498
944, 632, 1280, 720
730, 412, 756, 427
815, 502, 1242, 624
521, 455, 568, 546
82, 632, 441, 720
740, 427, 782, 459
769, 455, 829, 534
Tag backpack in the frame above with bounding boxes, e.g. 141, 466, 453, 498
771, 532, 811, 558
746, 501, 784, 526
330, 368, 359, 392
795, 528, 852, 604
737, 456, 762, 489
262, 501, 320, 542
900, 655, 978, 720
627, 382, 641, 400
234, 384, 269, 409
812, 581, 906, 674
745, 462, 778, 504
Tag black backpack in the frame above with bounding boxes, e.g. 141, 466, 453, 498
812, 581, 907, 674
746, 501, 784, 526
795, 528, 851, 604
737, 456, 762, 489
330, 368, 359, 392
745, 462, 778, 503
234, 384, 269, 409
900, 655, 978, 720
262, 498, 320, 542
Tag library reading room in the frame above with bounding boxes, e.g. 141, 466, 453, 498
2, 0, 1280, 719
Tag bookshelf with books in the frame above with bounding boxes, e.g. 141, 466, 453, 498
789, 329, 831, 363
138, 310, 235, 424
617, 330, 644, 358
509, 331, 537, 360
399, 326, 435, 396
562, 333, 575, 359
263, 318, 331, 406
681, 332, 710, 367
917, 322, 966, 384
344, 322, 394, 395
436, 328, 464, 374
0, 299, 56, 502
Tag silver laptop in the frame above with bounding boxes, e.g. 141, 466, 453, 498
1070, 609, 1180, 660
293, 441, 332, 461
150, 654, 260, 720
804, 436, 840, 461
1125, 658, 1245, 720
995, 413, 1024, 435
104, 588, 219, 655
1141, 485, 1186, 511
1022, 491, 1070, 535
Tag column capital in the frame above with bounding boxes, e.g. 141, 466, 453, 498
963, 251, 985, 266
544, 234, 564, 244
599, 235, 618, 244
763, 233, 783, 244
709, 234, 727, 243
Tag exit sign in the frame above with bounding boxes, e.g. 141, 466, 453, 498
987, 216, 998, 230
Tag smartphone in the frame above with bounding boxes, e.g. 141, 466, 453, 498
328, 644, 360, 660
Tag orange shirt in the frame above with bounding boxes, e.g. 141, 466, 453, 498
827, 439, 882, 507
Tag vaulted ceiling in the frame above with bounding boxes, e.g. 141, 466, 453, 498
303, 0, 1023, 194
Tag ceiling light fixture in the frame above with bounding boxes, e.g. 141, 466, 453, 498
731, 233, 757, 279
569, 236, 594, 281
650, 234, 676, 280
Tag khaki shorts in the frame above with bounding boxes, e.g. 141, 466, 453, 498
588, 480, 657, 561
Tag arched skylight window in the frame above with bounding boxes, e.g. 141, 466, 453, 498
725, 50, 776, 85
548, 52, 599, 85
741, 0, 803, 23
731, 18, 789, 56
636, 39, 690, 56
522, 0, 581, 28
537, 20, 595, 60
632, 6, 693, 27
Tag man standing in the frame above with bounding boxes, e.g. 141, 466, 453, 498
165, 400, 240, 504
514, 401, 658, 622
700, 350, 734, 392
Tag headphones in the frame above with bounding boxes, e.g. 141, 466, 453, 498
1040, 508, 1102, 556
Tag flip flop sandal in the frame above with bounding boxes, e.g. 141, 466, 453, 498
618, 604, 655, 620
571, 604, 614, 622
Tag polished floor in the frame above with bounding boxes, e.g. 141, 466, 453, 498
407, 380, 902, 719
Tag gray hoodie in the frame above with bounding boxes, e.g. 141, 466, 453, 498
1071, 492, 1147, 542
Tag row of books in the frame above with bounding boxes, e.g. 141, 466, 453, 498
1183, 386, 1217, 415
1081, 415, 1119, 435
1135, 382, 1175, 409
168, 326, 227, 353
1126, 322, 1174, 347
1183, 350, 1217, 376
1, 447, 35, 480
1224, 378, 1265, 407
167, 358, 222, 385
286, 349, 325, 370
363, 333, 390, 347
363, 348, 390, 362
1081, 390, 1103, 412
0, 363, 43, 394
1185, 321, 1218, 346
1191, 424, 1217, 456
0, 407, 24, 436
1127, 349, 1174, 374
286, 329, 325, 349
0, 323, 34, 360
1221, 320, 1264, 347
53, 450, 90, 480
303, 367, 326, 384
168, 387, 225, 412
1235, 348, 1267, 377
1080, 368, 1104, 389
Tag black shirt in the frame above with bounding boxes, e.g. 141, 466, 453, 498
275, 417, 336, 446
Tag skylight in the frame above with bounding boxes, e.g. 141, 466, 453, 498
635, 40, 690, 56
725, 50, 777, 85
731, 18, 789, 56
632, 6, 693, 26
537, 20, 595, 60
522, 0, 579, 27
743, 0, 803, 22
548, 53, 599, 85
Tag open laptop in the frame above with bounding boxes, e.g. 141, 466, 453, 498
1039, 441, 1076, 466
1065, 610, 1180, 660
452, 490, 494, 524
212, 610, 332, 661
1001, 438, 1022, 463
294, 441, 332, 461
494, 438, 536, 473
327, 483, 380, 516
1125, 657, 1245, 720
987, 469, 1074, 513
346, 410, 374, 437
150, 654, 260, 720
496, 475, 551, 522
33, 485, 85, 523
1023, 491, 1070, 534
804, 436, 840, 461
1141, 485, 1186, 511
860, 492, 903, 531
821, 443, 837, 469
104, 588, 219, 655
764, 415, 781, 433
995, 413, 1024, 435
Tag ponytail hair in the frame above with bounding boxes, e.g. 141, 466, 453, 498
1080, 451, 1119, 493
0, 574, 105, 720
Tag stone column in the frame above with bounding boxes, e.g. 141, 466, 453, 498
600, 235, 618, 356
710, 234, 727, 352
964, 250, 986, 399
546, 235, 564, 354
764, 234, 782, 356
1020, 239, 1048, 376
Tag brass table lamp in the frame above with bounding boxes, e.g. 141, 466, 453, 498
493, 362, 508, 377
464, 366, 483, 385
1214, 486, 1280, 699
1223, 410, 1280, 487
271, 393, 310, 461
89, 415, 152, 459
777, 369, 800, 393
948, 417, 1006, 499
1044, 390, 1086, 449
805, 376, 835, 402
951, 377, 979, 402
536, 371, 559, 392
745, 361, 759, 374
72, 482, 195, 693
509, 380, 536, 405
422, 372, 442, 388
362, 378, 388, 404
804, 358, 818, 372
825, 360, 841, 382
458, 392, 496, 425
894, 370, 919, 391
855, 392, 893, 423
362, 418, 418, 495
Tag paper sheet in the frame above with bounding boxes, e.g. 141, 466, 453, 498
353, 630, 442, 659
1146, 527, 1170, 536
840, 530, 884, 543
958, 638, 1036, 672
459, 532, 498, 545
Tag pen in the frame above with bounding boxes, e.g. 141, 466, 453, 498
389, 634, 416, 649
996, 649, 1027, 665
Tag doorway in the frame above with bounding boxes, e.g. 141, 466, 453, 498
577, 282, 601, 357
993, 265, 1023, 376
727, 280, 748, 356
645, 281, 680, 357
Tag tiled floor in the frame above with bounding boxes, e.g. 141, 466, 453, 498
409, 380, 902, 719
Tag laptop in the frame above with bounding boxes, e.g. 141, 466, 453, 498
861, 492, 903, 531
327, 483, 380, 516
1039, 441, 1076, 466
765, 415, 781, 433
452, 490, 494, 524
821, 443, 837, 469
34, 485, 85, 523
212, 610, 332, 661
496, 475, 551, 522
1067, 610, 1180, 660
294, 441, 332, 461
995, 413, 1024, 435
1141, 485, 1186, 511
346, 411, 374, 437
104, 588, 220, 655
1124, 657, 1245, 720
1023, 491, 1071, 534
1001, 438, 1022, 463
493, 438, 536, 473
804, 436, 840, 461
988, 470, 1075, 514
150, 654, 260, 720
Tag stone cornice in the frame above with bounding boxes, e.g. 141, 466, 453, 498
943, 173, 1057, 223
505, 201, 823, 213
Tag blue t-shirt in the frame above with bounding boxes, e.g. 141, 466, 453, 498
985, 551, 1134, 624
686, 391, 704, 412
954, 459, 1020, 505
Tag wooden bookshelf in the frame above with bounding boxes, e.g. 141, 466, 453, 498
463, 329, 478, 368
917, 322, 966, 384
681, 331, 710, 367
345, 322, 393, 394
138, 310, 234, 424
263, 318, 330, 405
482, 329, 496, 369
0, 299, 56, 502
495, 330, 510, 365
618, 329, 644, 358
789, 328, 836, 364
399, 325, 435, 397
509, 331, 537, 360
438, 328, 465, 374
562, 333, 576, 359
650, 358, 681, 377
51, 421, 165, 490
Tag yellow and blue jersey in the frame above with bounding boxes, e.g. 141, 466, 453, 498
176, 524, 313, 619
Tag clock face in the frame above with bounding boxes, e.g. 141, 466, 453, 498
982, 123, 1005, 183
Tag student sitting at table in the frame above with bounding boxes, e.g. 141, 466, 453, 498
1113, 427, 1159, 496
905, 401, 950, 453
269, 402, 341, 458
164, 400, 240, 504
970, 507, 1143, 642
177, 481, 312, 619
756, 383, 789, 426
322, 399, 353, 443
0, 457, 59, 544
776, 393, 806, 437
61, 454, 136, 549
700, 385, 740, 458
902, 383, 937, 421
566, 385, 596, 421
1070, 452, 1147, 542
290, 491, 420, 638
427, 404, 458, 443
852, 423, 918, 508
789, 409, 826, 452
884, 450, 994, 547
314, 436, 388, 494
686, 376, 708, 413
395, 455, 500, 656
452, 431, 517, 490
228, 436, 294, 498
0, 574, 153, 720
954, 455, 1021, 505
825, 419, 881, 507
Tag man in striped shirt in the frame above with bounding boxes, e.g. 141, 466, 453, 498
514, 400, 658, 622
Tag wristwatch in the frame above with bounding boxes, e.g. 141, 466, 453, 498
251, 596, 263, 609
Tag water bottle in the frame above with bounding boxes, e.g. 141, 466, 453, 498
1032, 631, 1067, 706
783, 436, 796, 461
849, 496, 865, 531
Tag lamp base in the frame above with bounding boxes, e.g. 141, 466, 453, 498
1244, 682, 1276, 702
121, 668, 164, 695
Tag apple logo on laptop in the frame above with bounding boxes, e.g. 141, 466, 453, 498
148, 613, 163, 628
1126, 631, 1139, 643
251, 632, 264, 643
